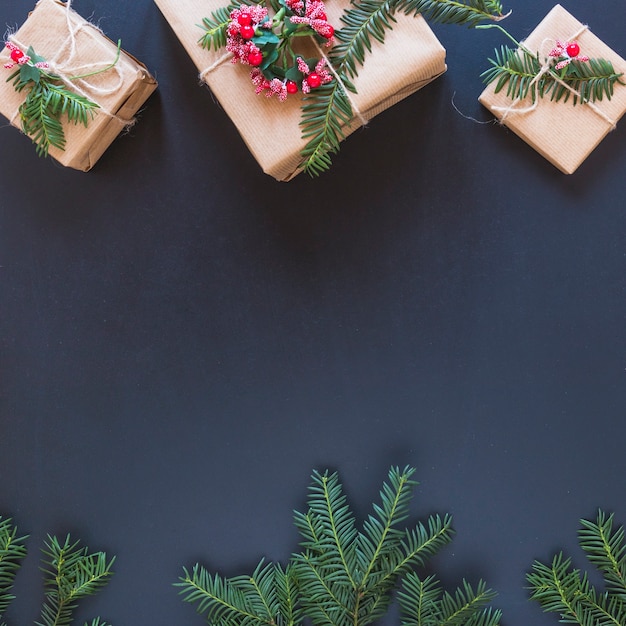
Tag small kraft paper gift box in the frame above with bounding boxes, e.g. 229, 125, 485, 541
0, 0, 158, 171
479, 4, 626, 174
153, 0, 447, 181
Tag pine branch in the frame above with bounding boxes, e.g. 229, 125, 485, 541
480, 45, 542, 102
178, 467, 491, 626
527, 513, 626, 626
396, 0, 506, 27
177, 560, 291, 626
398, 573, 501, 626
199, 3, 241, 50
579, 511, 626, 602
0, 517, 28, 625
37, 534, 115, 626
18, 79, 98, 157
544, 58, 624, 105
292, 468, 455, 626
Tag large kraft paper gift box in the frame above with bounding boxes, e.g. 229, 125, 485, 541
0, 0, 158, 171
154, 0, 447, 181
479, 4, 626, 175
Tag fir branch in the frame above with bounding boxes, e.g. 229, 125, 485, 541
399, 574, 501, 626
0, 517, 28, 625
37, 534, 115, 626
199, 3, 242, 50
480, 45, 542, 102
527, 512, 626, 626
396, 0, 507, 27
579, 511, 626, 602
299, 0, 396, 176
177, 561, 289, 626
333, 0, 397, 80
544, 58, 624, 105
178, 467, 480, 626
18, 79, 99, 156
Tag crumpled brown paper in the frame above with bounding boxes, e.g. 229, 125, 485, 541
154, 0, 446, 180
0, 0, 157, 171
479, 4, 626, 174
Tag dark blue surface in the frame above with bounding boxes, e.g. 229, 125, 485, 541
1, 0, 625, 625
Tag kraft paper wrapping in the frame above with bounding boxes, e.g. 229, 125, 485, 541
479, 4, 626, 174
0, 0, 157, 171
154, 0, 447, 180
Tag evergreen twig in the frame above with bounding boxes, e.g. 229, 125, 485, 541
177, 466, 501, 626
0, 517, 28, 626
0, 517, 115, 626
527, 510, 626, 626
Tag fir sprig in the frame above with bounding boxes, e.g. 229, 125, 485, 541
38, 534, 116, 626
0, 517, 28, 626
398, 0, 506, 27
399, 574, 502, 626
4, 41, 122, 157
177, 466, 501, 626
199, 2, 245, 50
527, 510, 626, 626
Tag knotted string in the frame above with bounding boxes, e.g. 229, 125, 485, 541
7, 0, 135, 129
198, 37, 369, 128
492, 25, 617, 130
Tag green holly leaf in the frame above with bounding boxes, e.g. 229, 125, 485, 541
19, 62, 41, 85
253, 30, 281, 44
283, 17, 299, 35
26, 45, 47, 65
260, 44, 280, 69
285, 65, 304, 82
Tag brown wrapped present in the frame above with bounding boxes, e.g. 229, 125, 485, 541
479, 4, 626, 174
153, 0, 446, 181
0, 0, 157, 171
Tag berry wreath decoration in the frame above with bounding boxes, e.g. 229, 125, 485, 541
198, 0, 509, 176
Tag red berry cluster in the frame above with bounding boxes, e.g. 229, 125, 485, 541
3, 41, 49, 70
3, 42, 30, 69
226, 5, 271, 67
548, 39, 589, 71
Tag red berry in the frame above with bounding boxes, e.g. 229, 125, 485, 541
10, 48, 24, 62
318, 11, 327, 20
240, 24, 255, 39
248, 51, 263, 66
307, 72, 322, 88
286, 80, 298, 94
566, 42, 580, 57
237, 12, 252, 26
321, 24, 334, 39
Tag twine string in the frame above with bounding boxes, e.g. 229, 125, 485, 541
492, 25, 617, 129
8, 0, 134, 128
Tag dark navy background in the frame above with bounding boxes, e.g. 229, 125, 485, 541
1, 0, 625, 625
